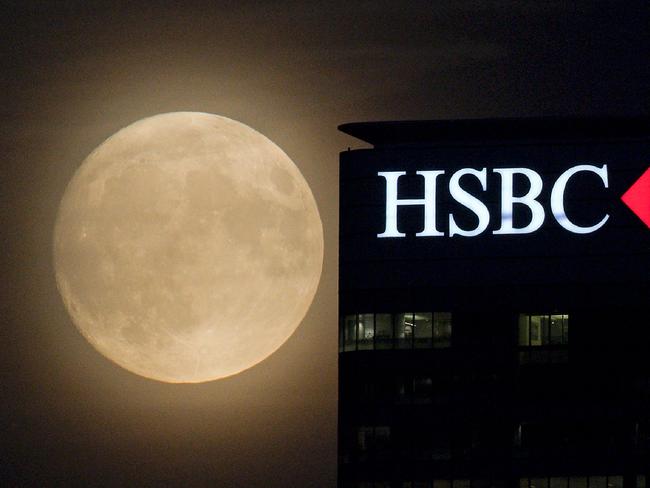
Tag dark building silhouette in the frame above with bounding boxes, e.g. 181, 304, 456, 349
337, 118, 650, 488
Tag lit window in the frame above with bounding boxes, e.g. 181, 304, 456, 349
518, 313, 569, 364
551, 478, 568, 488
473, 480, 491, 488
590, 478, 606, 488
414, 312, 433, 348
569, 477, 587, 488
524, 480, 546, 488
522, 476, 625, 488
375, 313, 393, 349
519, 314, 569, 346
396, 313, 413, 349
357, 313, 374, 350
607, 477, 623, 488
340, 312, 452, 351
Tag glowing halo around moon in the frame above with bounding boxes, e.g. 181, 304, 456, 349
53, 112, 323, 383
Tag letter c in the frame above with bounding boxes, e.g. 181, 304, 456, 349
551, 164, 609, 234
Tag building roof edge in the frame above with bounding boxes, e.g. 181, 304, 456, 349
338, 116, 650, 146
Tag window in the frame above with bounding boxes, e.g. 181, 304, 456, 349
606, 477, 623, 488
396, 313, 413, 349
530, 479, 548, 488
569, 478, 587, 488
550, 479, 568, 488
518, 313, 569, 364
519, 314, 569, 346
357, 313, 374, 350
344, 315, 356, 351
521, 476, 625, 488
357, 426, 373, 451
397, 481, 506, 488
590, 478, 606, 488
396, 375, 434, 405
414, 313, 433, 348
356, 425, 390, 453
340, 312, 453, 351
375, 314, 393, 349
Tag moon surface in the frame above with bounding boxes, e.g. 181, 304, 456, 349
53, 112, 323, 383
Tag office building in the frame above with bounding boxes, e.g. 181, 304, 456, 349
338, 118, 650, 488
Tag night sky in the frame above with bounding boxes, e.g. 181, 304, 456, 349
1, 2, 648, 486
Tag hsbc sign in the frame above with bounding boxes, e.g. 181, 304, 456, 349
378, 164, 650, 238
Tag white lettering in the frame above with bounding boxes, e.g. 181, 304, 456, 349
551, 164, 609, 234
377, 164, 611, 238
377, 170, 445, 238
493, 168, 545, 235
448, 168, 490, 237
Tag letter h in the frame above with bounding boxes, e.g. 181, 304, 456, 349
378, 171, 445, 238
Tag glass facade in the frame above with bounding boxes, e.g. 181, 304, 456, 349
340, 312, 453, 352
522, 477, 625, 488
344, 476, 642, 488
339, 309, 649, 487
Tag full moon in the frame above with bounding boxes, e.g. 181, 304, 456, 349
53, 112, 323, 383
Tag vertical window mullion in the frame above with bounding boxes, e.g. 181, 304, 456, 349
355, 313, 359, 351
411, 313, 415, 349
433, 312, 436, 348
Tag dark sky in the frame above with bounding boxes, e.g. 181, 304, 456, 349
1, 1, 648, 486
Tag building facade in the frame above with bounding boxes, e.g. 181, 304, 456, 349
338, 118, 650, 488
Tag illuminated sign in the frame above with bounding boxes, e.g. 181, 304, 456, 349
621, 167, 650, 229
378, 164, 614, 238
